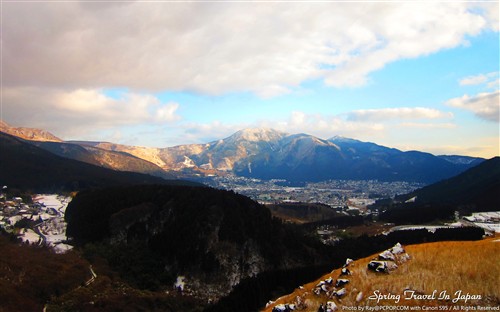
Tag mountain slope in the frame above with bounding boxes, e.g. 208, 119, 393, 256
400, 156, 500, 211
0, 122, 177, 179
65, 184, 331, 300
264, 238, 499, 311
0, 132, 195, 192
328, 136, 483, 183
30, 141, 176, 180
0, 120, 62, 142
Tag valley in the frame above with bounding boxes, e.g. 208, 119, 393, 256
0, 123, 498, 311
198, 175, 423, 212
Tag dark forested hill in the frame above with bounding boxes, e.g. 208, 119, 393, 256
65, 184, 331, 300
401, 156, 500, 211
375, 157, 500, 224
0, 132, 198, 192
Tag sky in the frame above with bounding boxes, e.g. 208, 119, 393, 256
1, 1, 499, 158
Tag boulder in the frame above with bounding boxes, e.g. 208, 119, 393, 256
335, 278, 349, 287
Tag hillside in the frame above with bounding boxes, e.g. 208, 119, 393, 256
65, 184, 332, 301
402, 156, 500, 211
0, 132, 196, 192
0, 233, 205, 311
0, 120, 62, 142
31, 140, 176, 180
264, 238, 500, 311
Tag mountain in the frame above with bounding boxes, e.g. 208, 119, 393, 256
0, 120, 62, 142
151, 129, 483, 183
0, 121, 176, 179
0, 132, 197, 192
70, 141, 170, 170
327, 136, 484, 183
65, 184, 332, 301
399, 156, 500, 211
30, 141, 176, 180
1, 123, 486, 183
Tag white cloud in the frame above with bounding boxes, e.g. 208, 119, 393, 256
3, 2, 496, 96
446, 91, 500, 122
459, 72, 499, 86
2, 87, 181, 138
346, 107, 453, 122
397, 122, 456, 129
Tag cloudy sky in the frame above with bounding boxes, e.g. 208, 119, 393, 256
2, 1, 499, 158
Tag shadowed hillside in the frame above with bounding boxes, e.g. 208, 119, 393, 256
0, 132, 198, 193
65, 184, 332, 301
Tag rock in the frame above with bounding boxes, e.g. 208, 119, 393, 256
335, 278, 349, 287
340, 267, 351, 276
316, 280, 326, 287
390, 243, 405, 254
336, 288, 347, 298
344, 258, 354, 267
368, 260, 398, 273
356, 291, 364, 302
398, 253, 411, 263
326, 301, 338, 311
378, 250, 396, 261
272, 303, 295, 312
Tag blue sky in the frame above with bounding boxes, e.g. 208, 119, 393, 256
2, 1, 499, 158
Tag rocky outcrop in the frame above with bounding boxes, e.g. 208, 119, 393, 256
367, 243, 411, 274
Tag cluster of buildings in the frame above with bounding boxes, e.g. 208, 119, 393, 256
204, 175, 423, 209
0, 188, 72, 253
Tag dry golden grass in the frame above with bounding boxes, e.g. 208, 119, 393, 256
263, 236, 500, 311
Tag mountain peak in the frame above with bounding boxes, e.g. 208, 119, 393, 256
328, 135, 359, 143
230, 128, 288, 142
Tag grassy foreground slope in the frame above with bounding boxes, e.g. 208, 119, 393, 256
264, 237, 500, 311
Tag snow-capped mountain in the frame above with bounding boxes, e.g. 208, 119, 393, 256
151, 128, 483, 183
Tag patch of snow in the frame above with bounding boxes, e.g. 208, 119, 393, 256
174, 276, 186, 291
182, 156, 196, 168
336, 288, 347, 297
405, 196, 417, 203
326, 301, 338, 311
356, 291, 364, 302
379, 250, 395, 261
390, 243, 405, 254
344, 258, 354, 267
20, 228, 41, 245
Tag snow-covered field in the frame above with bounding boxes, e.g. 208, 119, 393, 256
13, 194, 74, 253
463, 211, 500, 233
385, 211, 500, 235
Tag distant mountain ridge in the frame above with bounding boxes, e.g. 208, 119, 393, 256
0, 132, 197, 192
0, 120, 62, 142
1, 123, 485, 184
152, 128, 483, 183
0, 121, 175, 179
